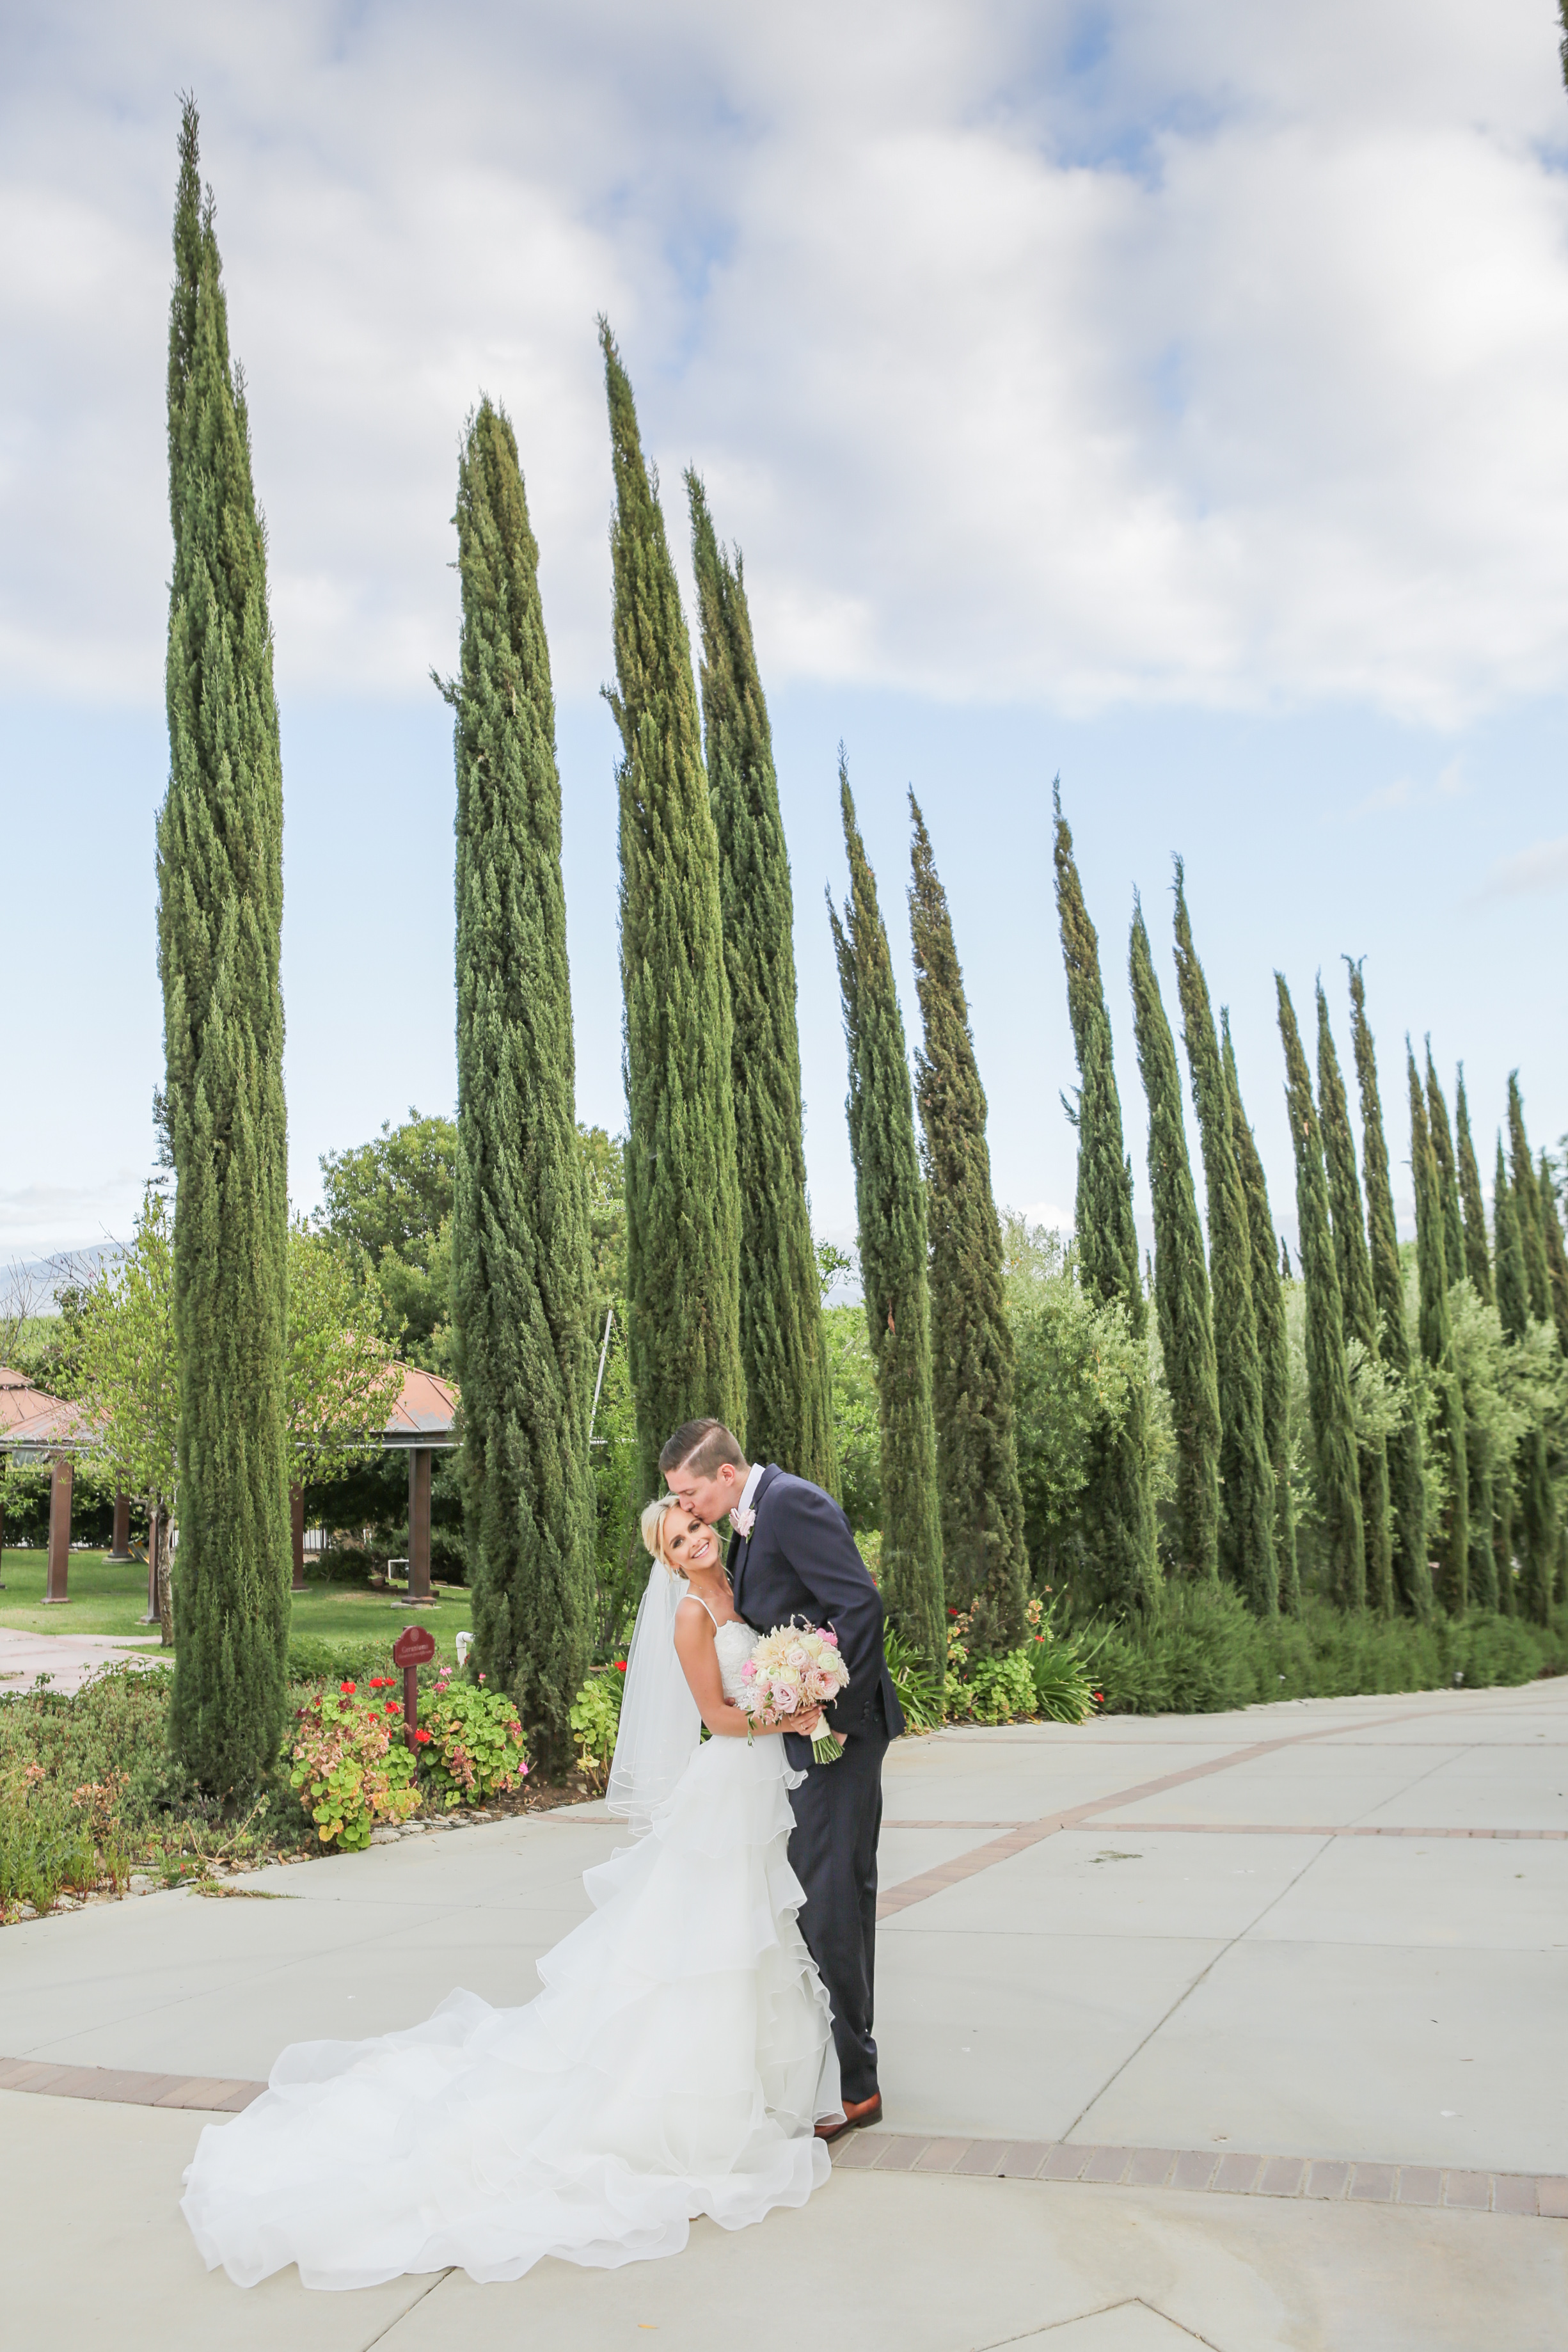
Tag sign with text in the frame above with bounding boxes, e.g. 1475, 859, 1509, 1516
393, 1623, 438, 1745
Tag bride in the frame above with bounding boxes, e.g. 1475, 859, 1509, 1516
180, 1497, 843, 2291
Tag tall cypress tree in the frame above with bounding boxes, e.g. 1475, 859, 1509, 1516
1496, 1143, 1553, 1621
1317, 986, 1394, 1615
1425, 1053, 1493, 1605
1171, 871, 1276, 1612
1277, 978, 1365, 1609
1052, 788, 1160, 1613
1454, 1070, 1493, 1303
445, 398, 596, 1773
1130, 902, 1220, 1582
1538, 1153, 1568, 1358
908, 793, 1028, 1655
1409, 1050, 1469, 1612
159, 101, 290, 1790
1507, 1077, 1552, 1327
1345, 961, 1430, 1617
1425, 1048, 1466, 1291
1222, 1012, 1300, 1612
686, 473, 833, 1489
829, 759, 945, 1665
601, 324, 745, 1496
1493, 1146, 1523, 1611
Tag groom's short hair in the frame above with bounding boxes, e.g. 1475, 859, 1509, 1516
659, 1419, 745, 1478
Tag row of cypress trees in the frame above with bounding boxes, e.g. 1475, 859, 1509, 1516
155, 107, 1560, 1789
1053, 781, 1564, 1626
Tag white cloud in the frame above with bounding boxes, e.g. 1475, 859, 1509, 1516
1476, 832, 1568, 900
4, 3, 1568, 722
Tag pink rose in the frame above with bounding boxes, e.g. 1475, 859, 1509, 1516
821, 1630, 839, 1646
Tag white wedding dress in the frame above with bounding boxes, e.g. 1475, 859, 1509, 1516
180, 1617, 841, 2289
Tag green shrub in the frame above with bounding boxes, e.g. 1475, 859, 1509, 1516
568, 1668, 624, 1790
967, 1649, 1038, 1724
417, 1673, 529, 1807
1088, 1585, 1567, 1715
285, 1633, 400, 1687
287, 1681, 420, 1850
885, 1626, 943, 1730
0, 1768, 97, 1911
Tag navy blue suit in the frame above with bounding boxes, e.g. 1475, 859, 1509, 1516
729, 1466, 903, 2102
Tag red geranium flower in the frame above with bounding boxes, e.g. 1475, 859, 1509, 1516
615, 1660, 628, 1673
384, 1702, 400, 1715
340, 1680, 356, 1694
414, 1728, 432, 1745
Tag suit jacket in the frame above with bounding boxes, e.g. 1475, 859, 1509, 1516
728, 1465, 905, 1742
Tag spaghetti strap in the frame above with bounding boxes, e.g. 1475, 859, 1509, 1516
690, 1592, 724, 1631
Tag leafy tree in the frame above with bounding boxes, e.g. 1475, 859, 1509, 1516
1408, 1049, 1469, 1612
1051, 786, 1159, 1613
908, 793, 1028, 1652
1173, 871, 1276, 1612
1130, 901, 1219, 1582
686, 473, 832, 1490
158, 100, 290, 1791
1002, 1217, 1168, 1612
1316, 986, 1394, 1614
1454, 1070, 1493, 1303
1345, 961, 1430, 1617
441, 395, 598, 1772
1222, 1013, 1300, 1612
829, 758, 944, 1663
78, 1189, 180, 1642
285, 1222, 402, 1483
821, 1301, 882, 1537
1276, 977, 1364, 1607
316, 1111, 457, 1369
601, 322, 744, 1495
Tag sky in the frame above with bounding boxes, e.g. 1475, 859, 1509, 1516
3, 0, 1567, 1278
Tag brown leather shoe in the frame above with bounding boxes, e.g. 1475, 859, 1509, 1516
816, 2092, 882, 2143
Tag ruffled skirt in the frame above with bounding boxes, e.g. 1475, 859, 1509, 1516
180, 1733, 841, 2289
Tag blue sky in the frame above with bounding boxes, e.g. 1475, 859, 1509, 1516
3, 1, 1566, 1267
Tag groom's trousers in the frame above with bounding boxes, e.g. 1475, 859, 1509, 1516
784, 1726, 886, 2104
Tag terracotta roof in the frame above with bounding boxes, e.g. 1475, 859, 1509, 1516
0, 1368, 100, 1452
383, 1365, 458, 1445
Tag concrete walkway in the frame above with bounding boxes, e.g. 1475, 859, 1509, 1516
0, 1623, 168, 1695
3, 1678, 1564, 2349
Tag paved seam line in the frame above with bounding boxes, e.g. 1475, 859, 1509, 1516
875, 1697, 1491, 1921
1086, 1822, 1568, 1839
1057, 1829, 1330, 2143
828, 2131, 1568, 2218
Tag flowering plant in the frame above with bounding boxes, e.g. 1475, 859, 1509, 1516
289, 1686, 419, 1850
738, 1621, 851, 1763
568, 1670, 624, 1792
416, 1673, 528, 1808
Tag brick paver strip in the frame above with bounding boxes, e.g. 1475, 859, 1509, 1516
874, 1693, 1559, 1921
3, 2062, 1558, 2221
1088, 1821, 1568, 1841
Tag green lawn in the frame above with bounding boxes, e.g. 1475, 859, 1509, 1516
0, 1548, 473, 1653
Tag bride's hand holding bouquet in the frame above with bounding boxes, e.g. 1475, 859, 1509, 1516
738, 1623, 851, 1763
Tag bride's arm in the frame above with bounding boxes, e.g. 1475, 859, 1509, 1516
672, 1604, 821, 1740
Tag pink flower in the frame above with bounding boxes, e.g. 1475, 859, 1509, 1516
821, 1630, 839, 1647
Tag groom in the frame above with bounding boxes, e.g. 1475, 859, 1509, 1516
660, 1419, 903, 2140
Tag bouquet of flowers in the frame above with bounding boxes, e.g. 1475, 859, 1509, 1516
739, 1620, 851, 1763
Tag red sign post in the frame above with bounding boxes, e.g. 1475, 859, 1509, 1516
392, 1623, 437, 1749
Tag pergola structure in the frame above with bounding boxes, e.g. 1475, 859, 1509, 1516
3, 1362, 459, 1613
0, 1368, 100, 1603
292, 1364, 457, 1607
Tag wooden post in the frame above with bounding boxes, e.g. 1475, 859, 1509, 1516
107, 1488, 132, 1561
408, 1447, 436, 1605
290, 1481, 307, 1594
142, 1504, 161, 1624
43, 1454, 72, 1604
0, 1479, 6, 1589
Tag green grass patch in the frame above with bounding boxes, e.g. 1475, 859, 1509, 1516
0, 1548, 472, 1654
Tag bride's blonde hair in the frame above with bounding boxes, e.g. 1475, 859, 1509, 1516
640, 1495, 683, 1574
